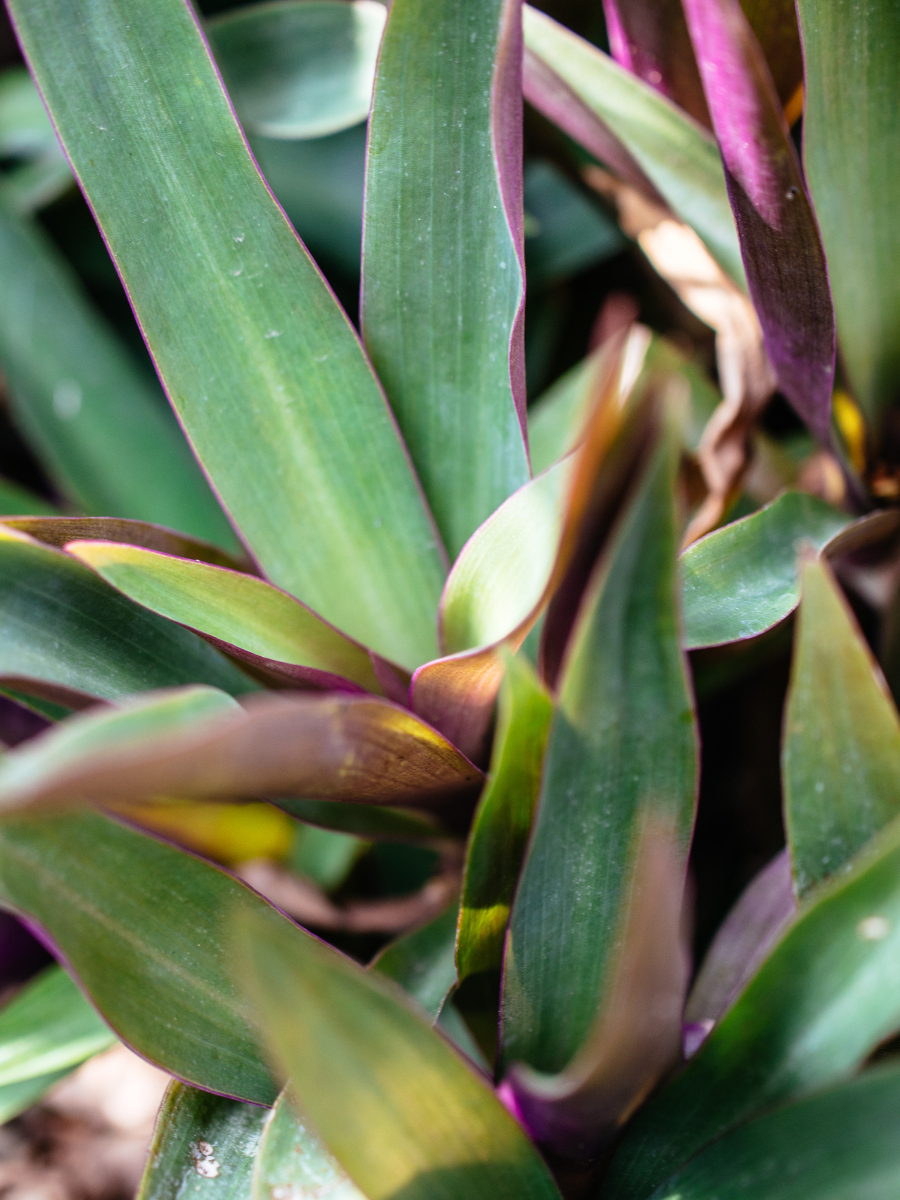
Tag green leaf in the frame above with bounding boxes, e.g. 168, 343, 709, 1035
680, 491, 851, 649
67, 541, 385, 693
138, 1081, 269, 1200
7, 0, 446, 671
280, 798, 448, 844
0, 201, 236, 548
523, 159, 625, 289
649, 1063, 900, 1200
234, 904, 562, 1200
251, 1085, 365, 1200
289, 825, 365, 892
604, 813, 900, 1199
0, 528, 255, 706
0, 965, 115, 1086
522, 5, 745, 287
456, 655, 551, 1060
502, 416, 697, 1074
362, 0, 530, 559
0, 810, 280, 1102
209, 1, 386, 140
0, 477, 56, 517
527, 352, 605, 477
371, 903, 459, 1020
0, 66, 71, 213
0, 687, 482, 814
797, 0, 900, 420
784, 558, 900, 895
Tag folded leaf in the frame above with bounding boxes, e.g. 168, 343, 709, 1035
522, 5, 745, 287
682, 0, 836, 445
456, 656, 551, 1061
67, 541, 384, 694
371, 903, 459, 1020
362, 0, 530, 558
209, 0, 386, 140
785, 558, 900, 894
0, 810, 280, 1102
3, 517, 248, 570
502, 416, 697, 1080
604, 812, 900, 1199
138, 1080, 269, 1200
0, 528, 255, 706
0, 200, 236, 547
648, 1063, 900, 1200
0, 687, 482, 814
797, 0, 900, 420
234, 904, 563, 1200
7, 0, 446, 670
680, 491, 851, 649
251, 1085, 364, 1200
0, 964, 114, 1086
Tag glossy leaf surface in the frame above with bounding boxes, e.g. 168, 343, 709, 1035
138, 1081, 268, 1200
502, 423, 697, 1073
649, 1064, 900, 1200
0, 810, 279, 1103
0, 688, 481, 813
0, 201, 235, 546
210, 1, 385, 140
0, 964, 114, 1086
605, 813, 900, 1199
680, 491, 850, 649
67, 541, 383, 694
7, 0, 446, 670
371, 903, 459, 1020
797, 0, 900, 420
683, 0, 836, 445
362, 0, 530, 558
252, 1086, 364, 1200
785, 559, 900, 894
522, 5, 744, 287
235, 905, 562, 1200
0, 529, 254, 705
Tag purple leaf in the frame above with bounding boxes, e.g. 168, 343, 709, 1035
601, 0, 712, 128
682, 0, 836, 447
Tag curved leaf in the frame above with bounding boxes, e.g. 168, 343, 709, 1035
371, 903, 459, 1021
0, 528, 255, 705
0, 201, 236, 547
210, 0, 386, 140
604, 813, 900, 1199
3, 516, 249, 569
522, 5, 745, 287
0, 810, 280, 1103
138, 1081, 268, 1200
234, 904, 563, 1200
0, 688, 482, 814
67, 541, 384, 694
7, 0, 446, 670
797, 0, 900, 420
649, 1063, 900, 1200
785, 558, 900, 894
279, 798, 448, 843
362, 0, 530, 558
740, 0, 803, 106
252, 1085, 364, 1200
680, 491, 851, 649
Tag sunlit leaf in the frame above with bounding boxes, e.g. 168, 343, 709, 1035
210, 0, 386, 140
137, 1080, 268, 1200
0, 810, 280, 1102
797, 0, 900, 420
362, 0, 530, 558
234, 904, 562, 1200
7, 0, 446, 670
522, 5, 745, 287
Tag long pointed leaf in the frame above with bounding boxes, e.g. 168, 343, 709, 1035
234, 904, 562, 1200
682, 0, 836, 445
7, 0, 446, 670
361, 0, 530, 558
2, 517, 248, 570
521, 6, 744, 287
0, 810, 281, 1102
797, 0, 900, 420
784, 558, 900, 894
501, 416, 697, 1075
